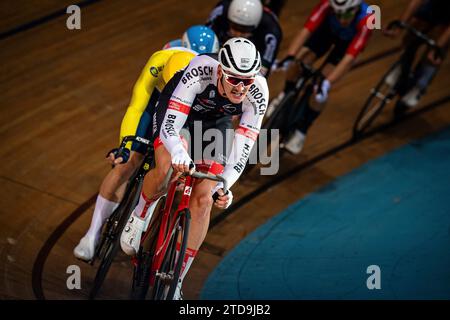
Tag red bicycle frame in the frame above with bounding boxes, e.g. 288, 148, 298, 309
148, 174, 194, 286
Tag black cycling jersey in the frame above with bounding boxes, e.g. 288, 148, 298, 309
206, 1, 283, 77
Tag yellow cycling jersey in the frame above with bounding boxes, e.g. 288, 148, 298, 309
119, 47, 196, 149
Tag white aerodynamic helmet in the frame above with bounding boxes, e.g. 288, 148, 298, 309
228, 0, 263, 28
329, 0, 361, 13
219, 37, 261, 77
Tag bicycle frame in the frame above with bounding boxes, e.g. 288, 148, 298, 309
141, 171, 227, 290
150, 175, 192, 286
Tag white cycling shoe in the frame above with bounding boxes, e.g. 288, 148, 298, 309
266, 91, 285, 118
73, 235, 97, 261
401, 86, 422, 108
120, 215, 147, 256
120, 198, 160, 256
284, 130, 306, 155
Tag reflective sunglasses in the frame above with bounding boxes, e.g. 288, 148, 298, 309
223, 72, 255, 87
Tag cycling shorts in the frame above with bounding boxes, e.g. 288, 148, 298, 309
305, 21, 353, 65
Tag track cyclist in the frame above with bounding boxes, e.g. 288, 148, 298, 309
120, 38, 268, 299
269, 0, 374, 154
73, 25, 219, 261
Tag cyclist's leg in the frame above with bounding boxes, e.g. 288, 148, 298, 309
172, 170, 219, 300
120, 75, 181, 255
90, 152, 144, 230
74, 95, 157, 260
73, 153, 144, 260
395, 15, 435, 92
402, 25, 447, 108
285, 36, 346, 154
120, 143, 172, 255
268, 23, 331, 113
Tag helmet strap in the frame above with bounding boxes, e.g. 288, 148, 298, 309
218, 72, 227, 98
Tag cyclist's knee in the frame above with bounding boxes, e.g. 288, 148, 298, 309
154, 161, 171, 183
190, 194, 213, 219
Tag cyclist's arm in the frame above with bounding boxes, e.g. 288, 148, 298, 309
286, 28, 312, 57
222, 80, 269, 189
436, 25, 450, 48
119, 54, 161, 148
159, 58, 204, 156
287, 0, 328, 57
399, 0, 424, 23
206, 1, 225, 29
259, 11, 282, 77
428, 25, 450, 64
327, 54, 355, 84
327, 18, 372, 84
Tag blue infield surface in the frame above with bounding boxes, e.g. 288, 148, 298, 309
201, 128, 450, 300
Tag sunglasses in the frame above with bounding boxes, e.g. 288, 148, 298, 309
228, 21, 256, 34
222, 72, 255, 87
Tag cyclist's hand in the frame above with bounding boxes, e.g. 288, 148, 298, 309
106, 148, 130, 166
212, 187, 233, 209
171, 147, 195, 174
314, 78, 331, 104
383, 22, 402, 38
273, 55, 295, 71
428, 47, 444, 66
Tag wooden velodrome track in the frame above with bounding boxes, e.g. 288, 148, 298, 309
1, 0, 449, 299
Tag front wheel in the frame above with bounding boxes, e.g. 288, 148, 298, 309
150, 209, 190, 300
89, 176, 142, 299
352, 61, 400, 140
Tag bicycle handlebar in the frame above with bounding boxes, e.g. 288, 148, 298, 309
387, 20, 438, 49
119, 136, 228, 193
190, 171, 228, 194
116, 135, 152, 156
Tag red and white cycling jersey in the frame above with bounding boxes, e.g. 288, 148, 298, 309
305, 0, 373, 57
159, 54, 269, 189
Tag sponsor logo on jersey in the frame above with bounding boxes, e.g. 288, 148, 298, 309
199, 98, 216, 107
168, 100, 190, 115
220, 104, 238, 114
233, 143, 251, 173
164, 113, 178, 137
181, 66, 214, 84
150, 66, 162, 77
264, 34, 277, 62
236, 126, 258, 141
248, 84, 267, 115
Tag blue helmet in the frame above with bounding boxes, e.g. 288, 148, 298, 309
182, 25, 220, 54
